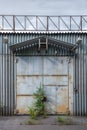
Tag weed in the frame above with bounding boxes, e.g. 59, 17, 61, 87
57, 116, 74, 125
28, 106, 38, 119
28, 118, 42, 125
29, 84, 47, 119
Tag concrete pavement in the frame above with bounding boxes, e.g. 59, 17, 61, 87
0, 116, 87, 130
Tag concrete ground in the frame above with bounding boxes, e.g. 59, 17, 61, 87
0, 116, 87, 130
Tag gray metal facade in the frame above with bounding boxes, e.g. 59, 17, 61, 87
0, 32, 87, 116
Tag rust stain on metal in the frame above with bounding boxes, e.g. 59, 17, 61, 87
17, 94, 33, 96
57, 105, 68, 113
44, 84, 67, 86
57, 87, 68, 114
69, 75, 72, 83
17, 75, 68, 77
17, 75, 26, 79
17, 108, 28, 114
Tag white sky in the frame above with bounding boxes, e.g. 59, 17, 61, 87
0, 0, 87, 15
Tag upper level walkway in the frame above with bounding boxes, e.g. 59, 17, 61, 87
0, 15, 87, 32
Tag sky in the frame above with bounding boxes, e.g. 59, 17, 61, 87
0, 0, 87, 15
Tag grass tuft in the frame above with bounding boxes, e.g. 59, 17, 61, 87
57, 116, 75, 125
28, 118, 42, 125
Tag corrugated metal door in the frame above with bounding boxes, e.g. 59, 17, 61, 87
43, 57, 69, 114
16, 56, 71, 114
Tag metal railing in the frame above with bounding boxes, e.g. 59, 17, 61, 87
0, 15, 87, 32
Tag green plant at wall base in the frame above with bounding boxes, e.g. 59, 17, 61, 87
28, 106, 38, 119
29, 84, 47, 119
57, 116, 74, 125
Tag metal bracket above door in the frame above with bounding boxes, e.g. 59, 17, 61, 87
38, 38, 48, 53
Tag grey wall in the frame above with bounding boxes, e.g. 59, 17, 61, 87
0, 32, 87, 116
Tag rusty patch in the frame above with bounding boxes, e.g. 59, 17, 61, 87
69, 75, 72, 82
17, 94, 33, 96
57, 105, 68, 113
69, 75, 72, 79
17, 74, 68, 77
17, 108, 28, 114
17, 75, 26, 79
44, 83, 68, 86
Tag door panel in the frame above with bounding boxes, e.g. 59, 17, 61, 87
44, 86, 57, 114
44, 57, 68, 75
17, 76, 42, 95
17, 96, 34, 114
57, 87, 68, 113
43, 57, 69, 114
44, 76, 68, 86
16, 56, 71, 114
17, 57, 42, 75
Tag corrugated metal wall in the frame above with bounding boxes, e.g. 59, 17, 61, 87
0, 32, 87, 116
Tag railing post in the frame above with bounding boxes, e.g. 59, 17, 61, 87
2, 15, 4, 31
80, 16, 82, 31
58, 16, 60, 31
36, 16, 38, 31
70, 16, 71, 31
47, 16, 49, 31
13, 15, 15, 32
24, 16, 26, 31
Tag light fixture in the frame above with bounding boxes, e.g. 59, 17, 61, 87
72, 37, 82, 51
76, 37, 82, 45
3, 36, 8, 44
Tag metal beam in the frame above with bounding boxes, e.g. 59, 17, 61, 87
0, 15, 87, 32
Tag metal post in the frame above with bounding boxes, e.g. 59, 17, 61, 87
80, 16, 82, 31
3, 36, 8, 115
47, 16, 49, 31
13, 15, 15, 32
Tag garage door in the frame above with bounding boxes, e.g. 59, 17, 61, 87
16, 56, 71, 114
